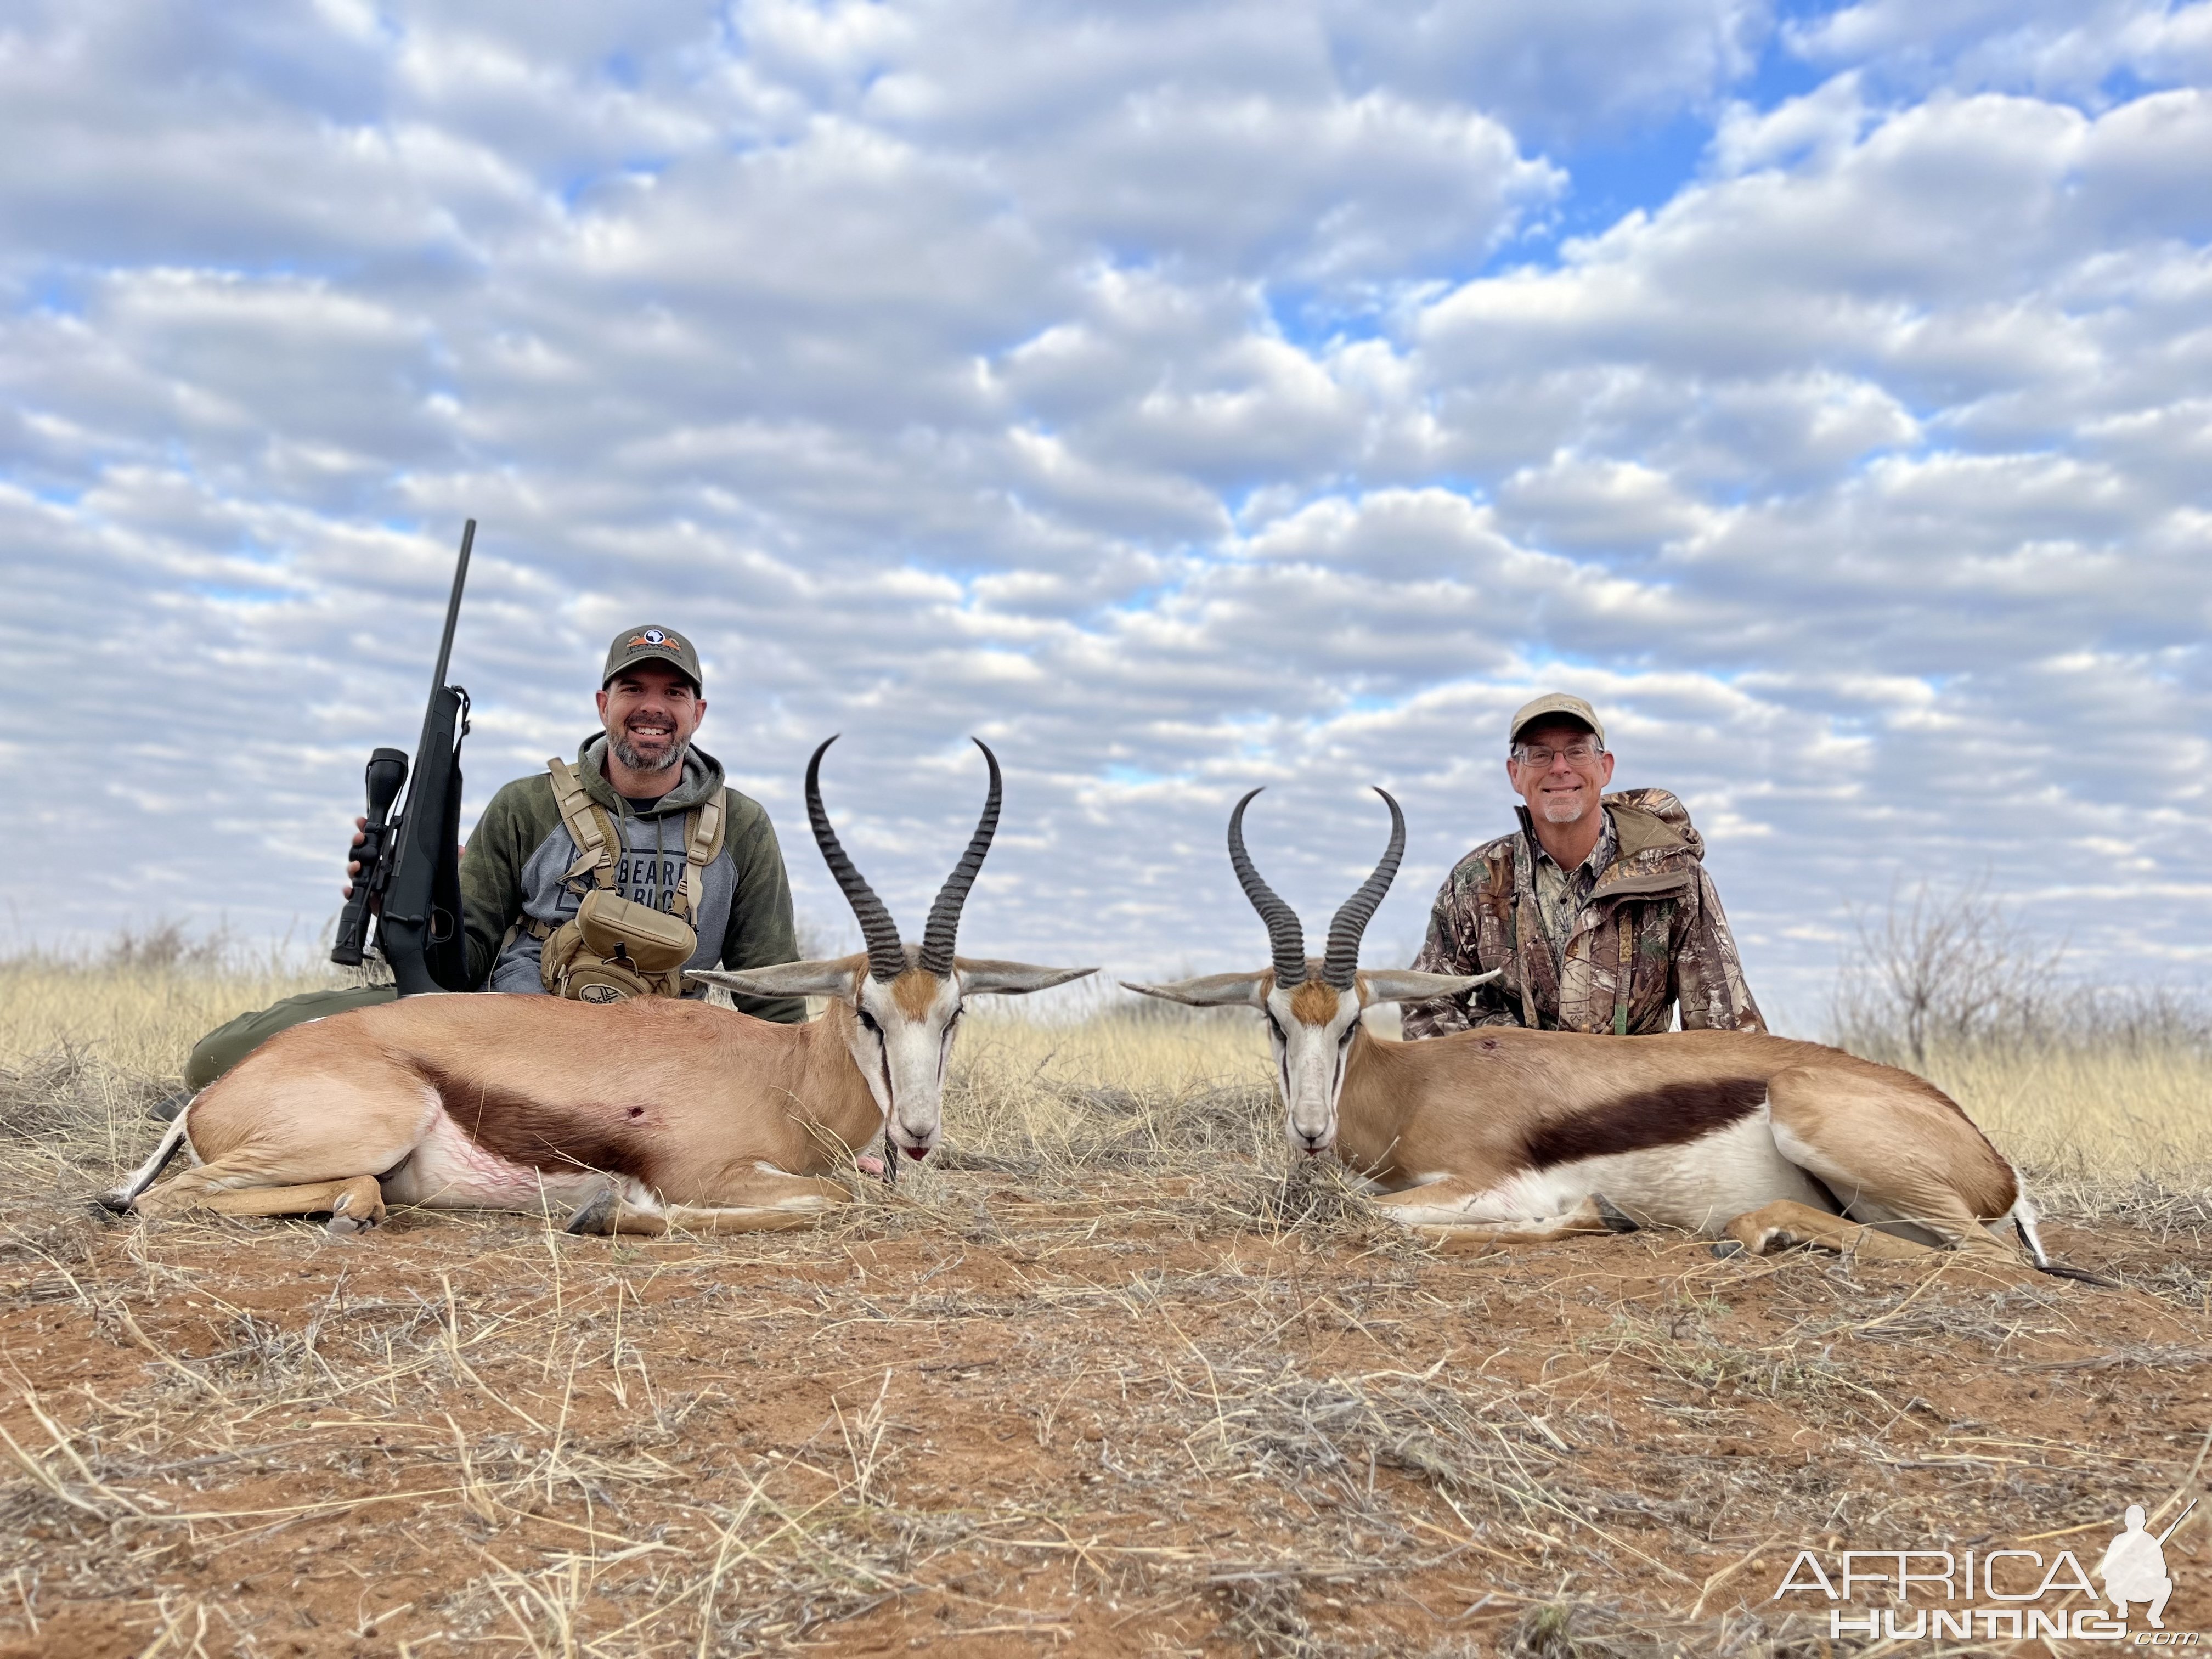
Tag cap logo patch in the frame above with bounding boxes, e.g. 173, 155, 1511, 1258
629, 628, 672, 649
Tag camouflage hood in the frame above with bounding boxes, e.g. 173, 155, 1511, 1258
1556, 787, 1706, 902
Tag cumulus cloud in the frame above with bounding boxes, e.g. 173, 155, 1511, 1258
1324, 0, 1772, 142
1, 0, 2207, 1026
1787, 0, 2212, 103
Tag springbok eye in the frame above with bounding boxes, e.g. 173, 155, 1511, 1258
1338, 1022, 1356, 1046
856, 1008, 881, 1035
1264, 1011, 1285, 1041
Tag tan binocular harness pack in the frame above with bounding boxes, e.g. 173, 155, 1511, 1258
531, 756, 726, 1003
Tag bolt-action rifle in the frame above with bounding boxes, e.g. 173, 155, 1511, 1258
329, 520, 475, 995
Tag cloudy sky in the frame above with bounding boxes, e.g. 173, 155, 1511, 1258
3, 0, 2207, 1025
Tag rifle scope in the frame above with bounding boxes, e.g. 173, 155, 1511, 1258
330, 747, 410, 967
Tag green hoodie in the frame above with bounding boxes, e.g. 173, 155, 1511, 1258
458, 736, 805, 1023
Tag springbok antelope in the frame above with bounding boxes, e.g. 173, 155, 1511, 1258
1127, 789, 2069, 1273
105, 738, 1092, 1237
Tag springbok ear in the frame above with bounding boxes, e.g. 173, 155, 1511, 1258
1355, 967, 1502, 1006
954, 958, 1098, 996
686, 960, 861, 1000
1120, 971, 1272, 1008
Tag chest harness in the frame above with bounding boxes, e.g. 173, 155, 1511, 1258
523, 757, 726, 1002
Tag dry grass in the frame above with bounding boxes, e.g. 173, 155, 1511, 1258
1, 962, 2208, 1657
1916, 1037, 2212, 1222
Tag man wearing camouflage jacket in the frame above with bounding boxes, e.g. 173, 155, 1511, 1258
1401, 693, 1765, 1040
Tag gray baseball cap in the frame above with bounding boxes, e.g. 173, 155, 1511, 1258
1509, 693, 1605, 748
603, 624, 703, 692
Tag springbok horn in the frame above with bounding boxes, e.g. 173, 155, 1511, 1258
916, 738, 1002, 977
1228, 789, 1306, 986
805, 737, 908, 983
1321, 788, 1406, 989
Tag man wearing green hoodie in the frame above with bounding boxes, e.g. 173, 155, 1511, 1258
462, 625, 802, 1007
177, 625, 804, 1095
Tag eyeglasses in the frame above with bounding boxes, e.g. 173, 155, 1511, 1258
1511, 741, 1604, 769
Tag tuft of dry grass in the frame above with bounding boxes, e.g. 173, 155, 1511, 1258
0, 961, 2207, 1657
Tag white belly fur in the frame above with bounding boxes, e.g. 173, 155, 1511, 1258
1423, 1103, 1832, 1235
379, 1109, 608, 1212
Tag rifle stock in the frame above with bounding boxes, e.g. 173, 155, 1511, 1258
329, 520, 475, 995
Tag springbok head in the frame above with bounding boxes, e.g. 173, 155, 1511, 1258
691, 737, 1094, 1161
1122, 789, 1496, 1155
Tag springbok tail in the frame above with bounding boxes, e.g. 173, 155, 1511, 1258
2011, 1193, 2051, 1266
2011, 1192, 2118, 1288
98, 1112, 193, 1212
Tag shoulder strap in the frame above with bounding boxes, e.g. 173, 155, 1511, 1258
547, 757, 621, 890
676, 793, 729, 922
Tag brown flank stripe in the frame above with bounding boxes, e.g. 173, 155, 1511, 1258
1522, 1077, 1768, 1166
414, 1062, 650, 1180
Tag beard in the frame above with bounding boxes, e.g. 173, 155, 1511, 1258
612, 725, 686, 775
1540, 790, 1590, 824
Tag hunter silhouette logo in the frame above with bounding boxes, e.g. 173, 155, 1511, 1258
1770, 1498, 2198, 1642
2102, 1501, 2193, 1630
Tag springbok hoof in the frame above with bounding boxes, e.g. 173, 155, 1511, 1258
566, 1190, 620, 1237
1592, 1194, 1640, 1234
88, 1192, 132, 1218
1709, 1239, 1746, 1258
326, 1194, 379, 1236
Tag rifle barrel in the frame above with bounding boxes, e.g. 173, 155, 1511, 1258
390, 518, 474, 911
429, 518, 475, 701
2156, 1497, 2197, 1544
406, 519, 473, 781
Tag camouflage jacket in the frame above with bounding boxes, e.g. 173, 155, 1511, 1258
1401, 788, 1765, 1040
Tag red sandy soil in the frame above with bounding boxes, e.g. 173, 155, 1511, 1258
0, 1178, 2205, 1657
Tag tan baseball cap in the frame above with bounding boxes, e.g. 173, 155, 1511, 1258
1509, 692, 1605, 748
603, 624, 703, 692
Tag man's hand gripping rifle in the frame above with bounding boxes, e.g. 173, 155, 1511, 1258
330, 520, 475, 996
